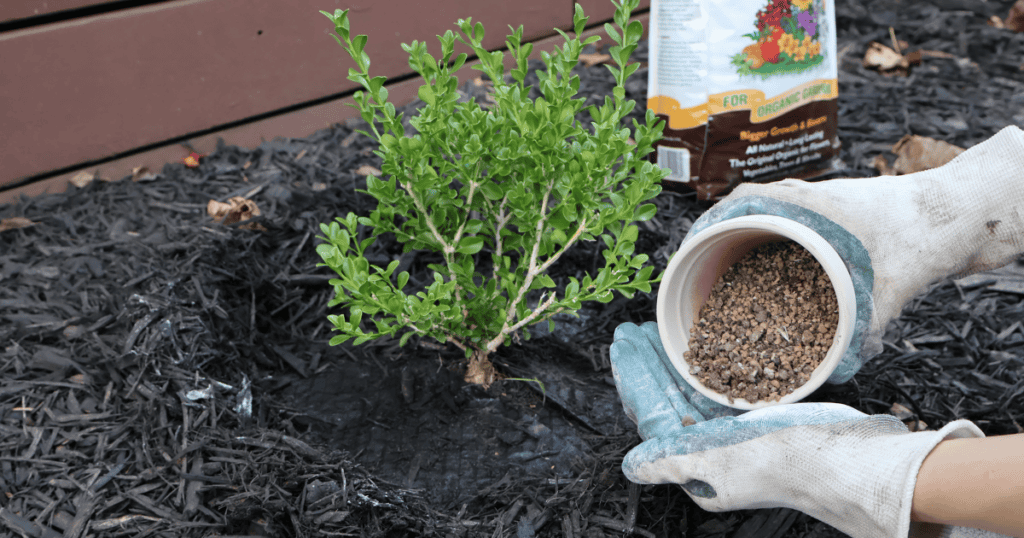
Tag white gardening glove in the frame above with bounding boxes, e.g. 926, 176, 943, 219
687, 126, 1024, 383
610, 322, 1012, 538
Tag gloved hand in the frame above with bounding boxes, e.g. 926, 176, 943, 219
610, 321, 1005, 538
687, 126, 1024, 383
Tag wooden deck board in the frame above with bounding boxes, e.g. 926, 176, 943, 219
0, 0, 565, 186
0, 12, 649, 204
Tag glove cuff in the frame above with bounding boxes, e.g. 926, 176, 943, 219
774, 416, 984, 538
898, 420, 985, 538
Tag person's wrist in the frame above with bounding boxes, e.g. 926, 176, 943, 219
912, 433, 1024, 538
911, 438, 959, 525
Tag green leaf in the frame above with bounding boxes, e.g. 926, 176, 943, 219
604, 22, 621, 45
480, 181, 503, 201
329, 335, 352, 346
417, 84, 436, 105
573, 3, 588, 35
633, 203, 656, 221
464, 219, 484, 235
457, 236, 485, 254
316, 243, 338, 263
534, 274, 557, 289
548, 204, 570, 230
351, 35, 367, 54
625, 20, 643, 45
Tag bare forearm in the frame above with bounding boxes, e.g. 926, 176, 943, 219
912, 434, 1024, 537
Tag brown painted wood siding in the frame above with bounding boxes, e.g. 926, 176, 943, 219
0, 0, 115, 23
0, 0, 647, 195
0, 0, 567, 187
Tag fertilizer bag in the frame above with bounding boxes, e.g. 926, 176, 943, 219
648, 0, 842, 199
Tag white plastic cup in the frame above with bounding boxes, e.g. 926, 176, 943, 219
657, 215, 857, 410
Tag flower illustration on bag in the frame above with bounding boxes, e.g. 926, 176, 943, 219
733, 0, 825, 77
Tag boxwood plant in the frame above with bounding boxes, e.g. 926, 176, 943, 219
317, 0, 667, 386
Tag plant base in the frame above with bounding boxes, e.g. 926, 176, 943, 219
465, 353, 497, 388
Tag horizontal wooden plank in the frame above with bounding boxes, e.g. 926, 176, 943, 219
0, 0, 568, 187
0, 12, 650, 205
0, 0, 117, 24
0, 80, 415, 205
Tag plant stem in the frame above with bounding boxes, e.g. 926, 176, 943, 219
505, 294, 561, 336
396, 174, 464, 307
451, 178, 478, 247
491, 195, 510, 282
536, 217, 588, 275
501, 177, 555, 329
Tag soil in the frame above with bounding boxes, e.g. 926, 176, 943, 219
1, 1, 1023, 537
685, 242, 839, 403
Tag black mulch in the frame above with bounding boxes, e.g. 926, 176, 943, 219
2, 0, 1024, 536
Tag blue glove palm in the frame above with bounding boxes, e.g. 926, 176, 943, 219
610, 322, 741, 442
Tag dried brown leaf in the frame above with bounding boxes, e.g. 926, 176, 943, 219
889, 135, 964, 175
871, 154, 894, 176
864, 42, 904, 70
863, 42, 917, 75
207, 200, 232, 220
578, 53, 612, 67
0, 217, 36, 232
131, 166, 157, 182
207, 196, 262, 227
919, 50, 957, 60
905, 420, 929, 432
355, 165, 382, 177
239, 221, 268, 232
340, 131, 360, 148
70, 171, 95, 188
889, 402, 914, 421
1006, 0, 1024, 32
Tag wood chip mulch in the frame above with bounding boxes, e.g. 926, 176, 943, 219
1, 0, 1023, 536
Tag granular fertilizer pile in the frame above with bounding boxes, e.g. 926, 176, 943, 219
684, 241, 840, 403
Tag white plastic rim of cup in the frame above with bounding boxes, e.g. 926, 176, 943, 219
656, 215, 857, 410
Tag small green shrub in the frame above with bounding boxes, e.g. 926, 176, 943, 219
317, 0, 667, 385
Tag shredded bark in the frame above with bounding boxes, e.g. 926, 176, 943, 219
0, 1, 1022, 536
